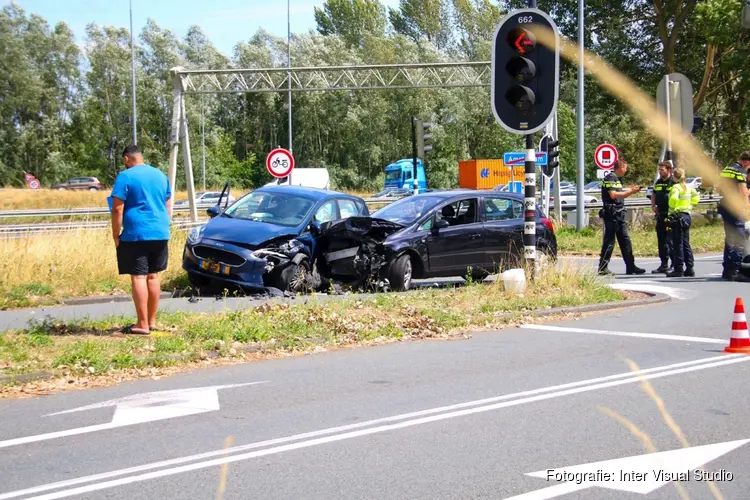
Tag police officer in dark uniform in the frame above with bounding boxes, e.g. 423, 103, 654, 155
650, 161, 675, 273
598, 158, 646, 276
718, 151, 750, 280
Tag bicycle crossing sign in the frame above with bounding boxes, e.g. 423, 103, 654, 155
266, 148, 295, 178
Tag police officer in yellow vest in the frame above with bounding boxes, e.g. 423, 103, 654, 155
598, 158, 646, 276
717, 151, 750, 280
650, 161, 675, 273
666, 168, 699, 277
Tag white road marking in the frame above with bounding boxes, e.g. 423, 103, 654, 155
520, 324, 726, 344
504, 438, 750, 499
0, 382, 267, 450
608, 283, 697, 300
4, 354, 749, 500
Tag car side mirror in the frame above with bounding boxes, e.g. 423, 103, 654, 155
207, 206, 220, 218
433, 219, 450, 232
309, 220, 322, 236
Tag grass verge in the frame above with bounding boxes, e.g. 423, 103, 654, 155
0, 264, 625, 396
0, 230, 190, 309
556, 220, 725, 257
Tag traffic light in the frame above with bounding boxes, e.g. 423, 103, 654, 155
691, 115, 705, 134
416, 119, 433, 159
491, 8, 560, 135
540, 135, 559, 177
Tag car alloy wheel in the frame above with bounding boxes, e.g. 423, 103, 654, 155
403, 257, 412, 289
289, 261, 309, 292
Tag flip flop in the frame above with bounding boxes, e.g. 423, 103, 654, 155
119, 324, 151, 335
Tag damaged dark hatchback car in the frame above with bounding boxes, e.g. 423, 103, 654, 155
313, 189, 558, 292
182, 185, 369, 293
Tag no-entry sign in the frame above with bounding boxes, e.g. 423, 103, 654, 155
594, 143, 618, 170
266, 148, 295, 178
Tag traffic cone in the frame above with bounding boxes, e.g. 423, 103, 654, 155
725, 297, 750, 354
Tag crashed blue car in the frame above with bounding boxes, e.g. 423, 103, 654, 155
182, 185, 370, 293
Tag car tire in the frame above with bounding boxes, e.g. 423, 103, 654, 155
89, 187, 98, 191
275, 259, 310, 293
388, 254, 413, 292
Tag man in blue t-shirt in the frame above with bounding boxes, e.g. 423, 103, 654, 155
111, 144, 172, 334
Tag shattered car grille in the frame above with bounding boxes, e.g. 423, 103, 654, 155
192, 245, 246, 266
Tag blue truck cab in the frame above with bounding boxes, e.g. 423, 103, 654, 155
384, 158, 428, 193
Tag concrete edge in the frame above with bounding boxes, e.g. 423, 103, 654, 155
61, 292, 172, 306
506, 291, 671, 319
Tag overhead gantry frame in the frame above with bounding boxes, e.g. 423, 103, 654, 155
167, 61, 493, 221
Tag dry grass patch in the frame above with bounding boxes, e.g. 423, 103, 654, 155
0, 229, 189, 308
0, 263, 625, 396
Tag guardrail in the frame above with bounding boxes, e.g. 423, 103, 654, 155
0, 198, 401, 219
554, 196, 721, 211
0, 219, 205, 238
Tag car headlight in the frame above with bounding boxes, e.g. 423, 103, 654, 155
187, 225, 205, 245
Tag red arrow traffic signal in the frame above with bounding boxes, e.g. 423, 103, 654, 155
508, 28, 536, 55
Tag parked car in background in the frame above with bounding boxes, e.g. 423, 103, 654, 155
372, 187, 413, 198
313, 189, 557, 292
52, 176, 103, 191
182, 185, 369, 293
583, 181, 601, 193
550, 189, 598, 205
174, 191, 235, 207
686, 177, 702, 191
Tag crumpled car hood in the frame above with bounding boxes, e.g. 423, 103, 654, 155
317, 216, 405, 243
201, 216, 299, 247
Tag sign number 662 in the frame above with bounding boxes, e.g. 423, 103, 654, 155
518, 15, 533, 24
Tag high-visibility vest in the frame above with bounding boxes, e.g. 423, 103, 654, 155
668, 183, 699, 214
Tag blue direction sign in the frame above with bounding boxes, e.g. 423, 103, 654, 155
504, 152, 548, 166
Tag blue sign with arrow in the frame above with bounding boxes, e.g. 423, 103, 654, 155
504, 152, 548, 166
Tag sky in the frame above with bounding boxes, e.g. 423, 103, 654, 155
4, 0, 401, 58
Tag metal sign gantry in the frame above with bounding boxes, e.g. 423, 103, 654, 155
167, 61, 492, 221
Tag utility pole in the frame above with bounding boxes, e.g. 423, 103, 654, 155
201, 94, 206, 191
287, 0, 293, 186
575, 0, 585, 230
129, 0, 137, 145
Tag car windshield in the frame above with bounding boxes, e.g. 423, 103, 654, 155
385, 169, 401, 182
222, 191, 315, 227
372, 195, 445, 225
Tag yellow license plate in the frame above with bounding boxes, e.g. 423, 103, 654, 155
200, 260, 221, 274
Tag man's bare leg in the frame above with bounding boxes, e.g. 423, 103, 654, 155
147, 273, 160, 330
131, 275, 150, 331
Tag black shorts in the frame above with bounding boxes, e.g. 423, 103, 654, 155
116, 240, 169, 276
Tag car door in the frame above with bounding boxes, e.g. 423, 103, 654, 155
482, 195, 525, 271
425, 196, 486, 275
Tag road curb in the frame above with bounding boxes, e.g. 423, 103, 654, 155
61, 292, 172, 306
493, 290, 671, 321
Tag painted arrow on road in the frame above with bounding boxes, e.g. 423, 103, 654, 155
503, 438, 749, 499
0, 381, 267, 449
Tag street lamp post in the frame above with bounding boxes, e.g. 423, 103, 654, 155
129, 0, 137, 145
575, 0, 585, 230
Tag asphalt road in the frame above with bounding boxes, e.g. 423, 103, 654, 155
1, 253, 750, 500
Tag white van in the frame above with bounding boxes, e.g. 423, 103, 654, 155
265, 168, 330, 190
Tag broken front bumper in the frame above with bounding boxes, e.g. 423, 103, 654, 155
182, 239, 268, 290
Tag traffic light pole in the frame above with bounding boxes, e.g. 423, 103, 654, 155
524, 133, 537, 278
410, 116, 419, 196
